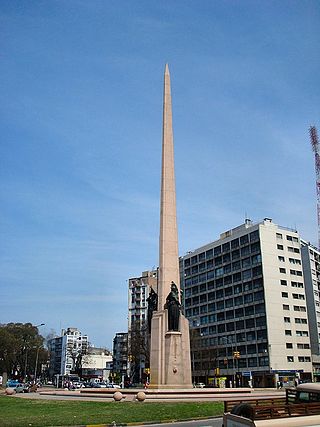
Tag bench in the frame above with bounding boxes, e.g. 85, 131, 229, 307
224, 400, 320, 420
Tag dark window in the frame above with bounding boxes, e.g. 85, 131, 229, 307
236, 320, 245, 329
231, 238, 239, 249
245, 306, 254, 316
214, 246, 222, 256
199, 252, 205, 262
206, 249, 213, 259
192, 286, 199, 295
191, 255, 198, 265
235, 307, 244, 317
241, 246, 251, 256
216, 289, 224, 299
250, 230, 259, 242
246, 318, 255, 328
184, 259, 190, 267
240, 235, 249, 245
222, 242, 230, 252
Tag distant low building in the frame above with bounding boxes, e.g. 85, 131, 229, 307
82, 347, 113, 381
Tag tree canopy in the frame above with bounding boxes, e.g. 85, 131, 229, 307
0, 323, 48, 380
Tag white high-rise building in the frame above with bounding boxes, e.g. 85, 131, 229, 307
301, 240, 320, 378
49, 327, 88, 377
127, 270, 157, 383
180, 218, 312, 387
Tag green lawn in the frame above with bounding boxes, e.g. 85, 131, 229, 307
0, 396, 223, 426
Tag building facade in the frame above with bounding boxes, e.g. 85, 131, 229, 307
127, 270, 157, 383
81, 347, 113, 381
112, 332, 128, 380
180, 219, 313, 387
48, 327, 88, 377
301, 240, 320, 378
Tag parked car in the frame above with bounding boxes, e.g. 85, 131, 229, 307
106, 383, 121, 389
73, 381, 84, 389
6, 379, 19, 388
194, 382, 206, 388
15, 383, 30, 393
92, 382, 107, 388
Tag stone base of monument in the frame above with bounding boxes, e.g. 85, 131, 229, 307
150, 310, 192, 388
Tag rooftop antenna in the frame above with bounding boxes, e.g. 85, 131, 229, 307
310, 126, 320, 249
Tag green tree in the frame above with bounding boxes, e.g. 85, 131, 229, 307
0, 323, 47, 380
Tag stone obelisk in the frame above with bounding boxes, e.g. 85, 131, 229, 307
150, 64, 192, 389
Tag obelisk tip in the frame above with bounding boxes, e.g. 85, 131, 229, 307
165, 63, 170, 75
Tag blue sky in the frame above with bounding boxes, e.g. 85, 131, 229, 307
1, 1, 319, 349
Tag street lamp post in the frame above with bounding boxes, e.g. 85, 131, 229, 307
33, 323, 45, 383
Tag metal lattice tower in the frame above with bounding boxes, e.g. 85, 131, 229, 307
310, 126, 320, 249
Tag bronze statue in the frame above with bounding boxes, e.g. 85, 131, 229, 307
146, 287, 158, 332
165, 282, 181, 331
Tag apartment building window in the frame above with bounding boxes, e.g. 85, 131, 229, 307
297, 343, 310, 349
277, 244, 284, 250
283, 304, 290, 310
295, 318, 307, 324
298, 356, 311, 362
284, 317, 291, 323
294, 305, 306, 312
278, 256, 285, 262
296, 331, 309, 337
286, 343, 293, 348
282, 292, 288, 298
288, 247, 300, 254
276, 233, 283, 239
279, 268, 286, 273
290, 270, 303, 276
293, 294, 305, 300
285, 330, 292, 336
291, 282, 303, 288
231, 238, 239, 249
184, 259, 190, 267
287, 356, 294, 362
287, 235, 293, 241
281, 280, 288, 286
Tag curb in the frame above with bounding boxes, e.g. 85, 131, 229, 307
78, 416, 221, 427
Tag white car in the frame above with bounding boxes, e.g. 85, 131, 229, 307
194, 382, 206, 388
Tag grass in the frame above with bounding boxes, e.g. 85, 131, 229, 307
0, 395, 224, 426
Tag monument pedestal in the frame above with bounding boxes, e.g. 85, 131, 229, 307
150, 310, 192, 389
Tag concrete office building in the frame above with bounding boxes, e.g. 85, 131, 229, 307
180, 218, 312, 387
301, 240, 320, 379
112, 332, 128, 378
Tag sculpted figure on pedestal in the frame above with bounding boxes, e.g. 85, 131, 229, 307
147, 287, 158, 332
165, 282, 181, 331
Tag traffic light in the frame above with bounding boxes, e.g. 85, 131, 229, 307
233, 351, 240, 359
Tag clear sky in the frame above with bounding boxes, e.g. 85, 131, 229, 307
1, 1, 319, 349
